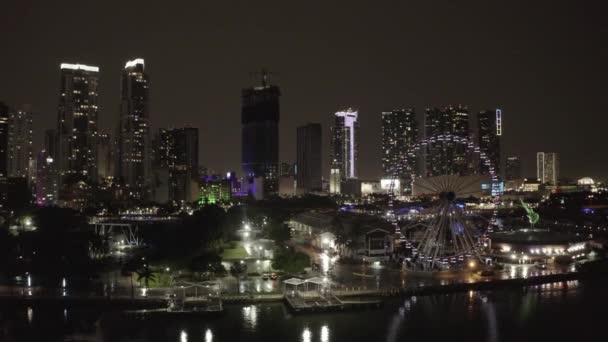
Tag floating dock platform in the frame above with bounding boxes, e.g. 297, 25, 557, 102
284, 292, 382, 314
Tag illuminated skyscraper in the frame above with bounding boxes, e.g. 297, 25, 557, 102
296, 123, 322, 193
97, 133, 114, 180
424, 105, 470, 177
381, 109, 418, 192
241, 70, 280, 196
44, 129, 58, 160
330, 108, 359, 186
537, 152, 559, 185
0, 102, 9, 178
35, 150, 58, 206
477, 109, 501, 176
154, 127, 199, 202
118, 58, 150, 197
57, 63, 100, 182
7, 107, 33, 178
505, 155, 522, 181
329, 168, 341, 194
155, 127, 198, 173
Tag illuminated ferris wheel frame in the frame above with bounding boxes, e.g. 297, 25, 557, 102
386, 134, 499, 272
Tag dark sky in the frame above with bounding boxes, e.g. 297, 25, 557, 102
2, 1, 607, 180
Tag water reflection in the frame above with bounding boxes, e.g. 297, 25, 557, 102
242, 305, 259, 330
320, 325, 329, 342
481, 295, 498, 342
386, 298, 411, 342
27, 306, 33, 325
302, 327, 311, 342
0, 279, 599, 342
205, 328, 213, 342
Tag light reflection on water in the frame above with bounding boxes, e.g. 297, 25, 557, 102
27, 306, 33, 325
301, 327, 312, 342
205, 328, 213, 342
1, 279, 598, 342
320, 325, 330, 342
242, 305, 259, 330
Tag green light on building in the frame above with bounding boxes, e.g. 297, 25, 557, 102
199, 180, 231, 205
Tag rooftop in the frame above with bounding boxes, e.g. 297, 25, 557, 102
490, 229, 587, 245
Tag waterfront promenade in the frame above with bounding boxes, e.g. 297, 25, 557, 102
1, 261, 606, 308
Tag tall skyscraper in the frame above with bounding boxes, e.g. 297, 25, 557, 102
330, 108, 359, 186
296, 123, 322, 193
381, 109, 418, 192
97, 133, 115, 180
280, 162, 295, 177
57, 63, 100, 183
537, 152, 559, 185
118, 58, 150, 197
35, 150, 58, 206
0, 102, 9, 178
155, 127, 198, 173
424, 105, 470, 177
477, 109, 501, 177
154, 127, 199, 202
44, 129, 58, 160
241, 70, 280, 196
7, 107, 33, 178
505, 156, 522, 181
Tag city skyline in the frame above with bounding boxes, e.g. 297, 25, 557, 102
1, 3, 608, 341
1, 1, 607, 180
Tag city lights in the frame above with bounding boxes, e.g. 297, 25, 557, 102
0, 4, 605, 340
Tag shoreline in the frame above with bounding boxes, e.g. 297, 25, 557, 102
2, 263, 606, 309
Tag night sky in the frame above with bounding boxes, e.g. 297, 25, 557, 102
2, 1, 607, 180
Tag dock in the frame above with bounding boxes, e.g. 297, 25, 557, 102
124, 296, 223, 318
284, 291, 382, 314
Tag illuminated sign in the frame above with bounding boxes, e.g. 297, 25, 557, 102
380, 178, 400, 191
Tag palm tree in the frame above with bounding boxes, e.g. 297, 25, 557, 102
136, 263, 156, 291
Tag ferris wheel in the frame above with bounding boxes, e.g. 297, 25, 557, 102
386, 134, 499, 272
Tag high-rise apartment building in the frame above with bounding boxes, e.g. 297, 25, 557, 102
477, 109, 501, 177
424, 105, 470, 177
35, 150, 58, 206
381, 109, 418, 192
241, 71, 280, 196
57, 63, 100, 182
537, 152, 559, 185
7, 107, 33, 178
505, 156, 522, 181
97, 133, 115, 180
0, 102, 9, 178
155, 127, 198, 173
296, 123, 322, 193
330, 108, 359, 188
118, 58, 150, 196
154, 127, 199, 202
44, 129, 58, 160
